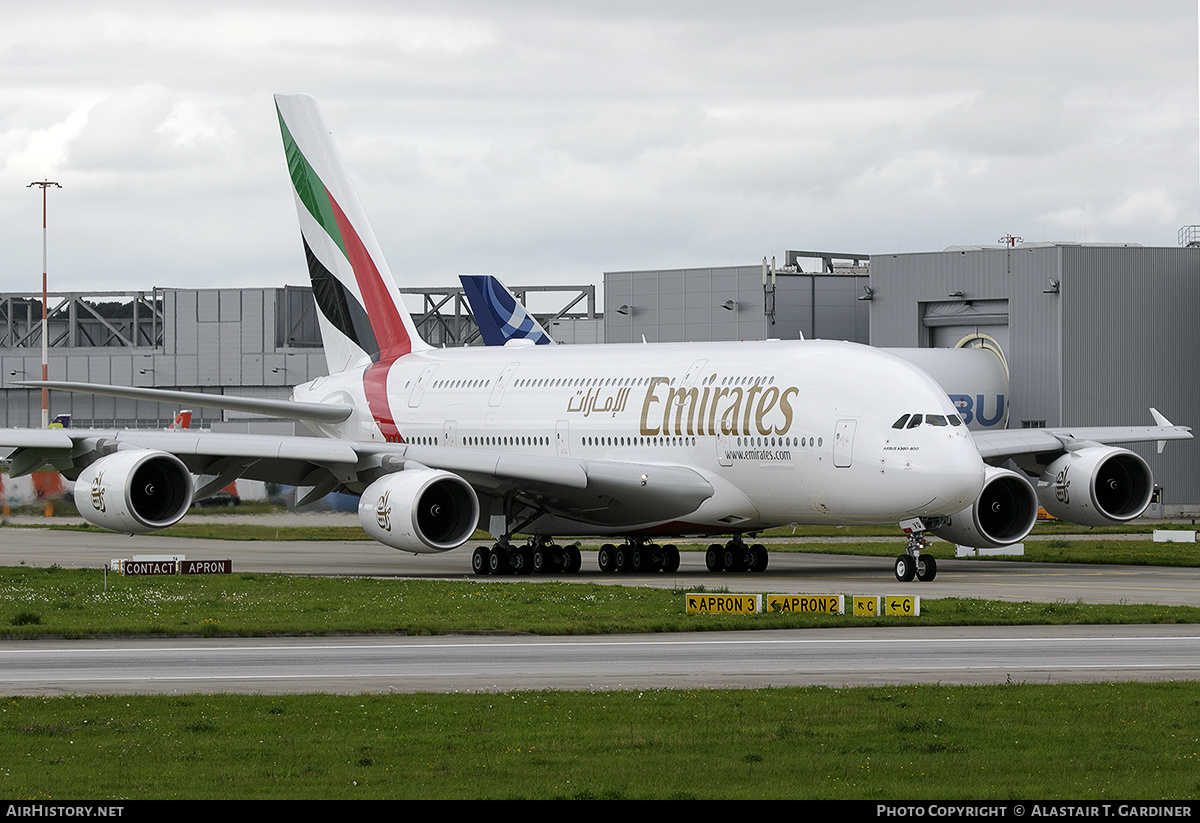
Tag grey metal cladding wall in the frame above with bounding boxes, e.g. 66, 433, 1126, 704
872, 245, 1200, 503
605, 266, 869, 344
1058, 246, 1200, 503
869, 246, 1058, 427
0, 287, 322, 429
1059, 247, 1198, 424
1001, 246, 1063, 428
605, 266, 767, 343
870, 249, 1015, 347
811, 276, 869, 343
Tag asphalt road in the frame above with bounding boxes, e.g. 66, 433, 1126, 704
3, 521, 1200, 695
2, 626, 1199, 695
3, 521, 1200, 606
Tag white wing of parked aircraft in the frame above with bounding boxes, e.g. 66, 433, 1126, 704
0, 93, 1190, 582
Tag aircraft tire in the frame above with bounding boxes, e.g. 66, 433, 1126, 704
564, 546, 582, 574
630, 547, 647, 573
915, 555, 938, 582
472, 545, 490, 576
705, 544, 723, 572
488, 548, 509, 575
597, 544, 616, 573
661, 545, 680, 573
895, 554, 916, 582
512, 547, 534, 575
748, 544, 768, 573
614, 545, 630, 573
722, 547, 746, 573
532, 546, 551, 574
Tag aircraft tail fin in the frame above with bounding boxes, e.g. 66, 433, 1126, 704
274, 93, 429, 375
459, 274, 555, 346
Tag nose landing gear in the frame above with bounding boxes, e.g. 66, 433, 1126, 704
895, 518, 938, 582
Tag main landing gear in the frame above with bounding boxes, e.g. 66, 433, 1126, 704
704, 537, 769, 573
473, 536, 582, 576
597, 539, 681, 574
894, 522, 938, 583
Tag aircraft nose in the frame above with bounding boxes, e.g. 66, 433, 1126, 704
927, 437, 986, 513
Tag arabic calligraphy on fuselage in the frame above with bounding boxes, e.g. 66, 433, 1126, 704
566, 377, 799, 437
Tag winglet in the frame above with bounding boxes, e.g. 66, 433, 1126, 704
1150, 407, 1172, 453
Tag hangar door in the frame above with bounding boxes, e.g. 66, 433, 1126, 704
919, 299, 1010, 429
920, 299, 1009, 354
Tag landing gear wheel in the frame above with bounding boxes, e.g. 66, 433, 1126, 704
722, 547, 746, 573
614, 545, 630, 572
513, 547, 533, 575
915, 555, 938, 582
748, 544, 768, 573
895, 554, 916, 582
597, 544, 616, 573
705, 544, 723, 572
661, 544, 680, 573
531, 546, 551, 574
563, 546, 582, 574
488, 548, 508, 575
472, 546, 490, 576
630, 547, 647, 573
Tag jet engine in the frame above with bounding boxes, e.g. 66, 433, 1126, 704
929, 465, 1039, 550
1038, 446, 1153, 526
358, 469, 480, 553
73, 449, 194, 534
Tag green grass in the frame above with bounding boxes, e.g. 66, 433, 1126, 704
2, 521, 1198, 800
1, 565, 1199, 639
2, 683, 1198, 799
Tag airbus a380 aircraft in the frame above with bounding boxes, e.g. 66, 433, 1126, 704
1, 93, 1190, 583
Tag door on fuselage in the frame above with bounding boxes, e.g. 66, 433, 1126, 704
556, 420, 570, 457
834, 419, 856, 468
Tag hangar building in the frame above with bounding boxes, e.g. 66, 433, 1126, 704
868, 243, 1200, 505
2, 243, 1196, 507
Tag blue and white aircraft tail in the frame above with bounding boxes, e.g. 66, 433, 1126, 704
460, 274, 555, 346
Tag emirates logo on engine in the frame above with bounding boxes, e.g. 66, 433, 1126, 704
1055, 466, 1071, 505
91, 471, 106, 513
376, 489, 392, 532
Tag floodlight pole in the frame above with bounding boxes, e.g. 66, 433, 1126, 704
28, 180, 61, 429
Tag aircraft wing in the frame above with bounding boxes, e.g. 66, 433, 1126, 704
13, 380, 353, 423
398, 443, 714, 528
971, 408, 1192, 462
0, 427, 714, 528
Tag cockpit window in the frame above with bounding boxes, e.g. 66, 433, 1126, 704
895, 412, 968, 429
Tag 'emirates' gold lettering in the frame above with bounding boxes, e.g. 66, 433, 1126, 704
638, 378, 799, 437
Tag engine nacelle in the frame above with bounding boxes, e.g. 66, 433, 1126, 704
929, 465, 1039, 550
359, 469, 480, 553
1038, 446, 1153, 527
73, 449, 194, 534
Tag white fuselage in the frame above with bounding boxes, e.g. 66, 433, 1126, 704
293, 338, 986, 536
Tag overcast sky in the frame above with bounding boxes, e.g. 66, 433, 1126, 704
1, 1, 1196, 302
